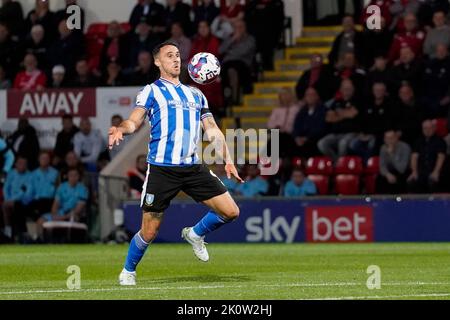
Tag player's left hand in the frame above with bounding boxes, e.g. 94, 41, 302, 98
108, 126, 124, 150
225, 163, 244, 183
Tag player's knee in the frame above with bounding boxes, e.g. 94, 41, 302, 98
224, 205, 240, 221
140, 228, 158, 243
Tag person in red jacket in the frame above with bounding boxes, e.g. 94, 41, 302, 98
13, 53, 47, 91
388, 13, 425, 63
189, 20, 224, 116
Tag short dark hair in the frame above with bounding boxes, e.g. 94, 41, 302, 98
62, 114, 73, 120
152, 40, 180, 59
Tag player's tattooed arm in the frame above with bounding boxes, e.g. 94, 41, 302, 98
202, 116, 244, 183
108, 108, 146, 149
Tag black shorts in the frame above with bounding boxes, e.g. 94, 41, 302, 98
140, 163, 228, 213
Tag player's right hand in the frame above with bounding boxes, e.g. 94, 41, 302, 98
108, 126, 124, 150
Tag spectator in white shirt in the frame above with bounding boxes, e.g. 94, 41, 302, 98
73, 117, 104, 172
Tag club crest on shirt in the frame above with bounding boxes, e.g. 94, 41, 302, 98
145, 193, 154, 206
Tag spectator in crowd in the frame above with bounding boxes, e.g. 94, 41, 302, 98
377, 130, 411, 194
337, 0, 365, 21
189, 21, 223, 115
24, 24, 48, 70
7, 118, 40, 170
295, 54, 335, 101
219, 19, 256, 105
53, 114, 79, 168
328, 15, 364, 67
102, 61, 125, 87
100, 21, 129, 72
70, 59, 99, 87
333, 52, 366, 95
194, 0, 220, 27
13, 53, 47, 90
0, 64, 11, 88
408, 119, 447, 193
423, 11, 450, 58
169, 22, 191, 81
362, 16, 394, 68
36, 168, 88, 240
234, 164, 268, 197
389, 46, 422, 93
0, 0, 24, 38
73, 117, 104, 172
0, 22, 20, 79
127, 154, 147, 199
59, 150, 84, 183
392, 83, 424, 146
0, 133, 14, 175
54, 0, 85, 33
29, 152, 58, 223
49, 64, 68, 88
128, 22, 159, 69
422, 43, 450, 118
25, 0, 56, 43
349, 82, 394, 162
245, 0, 285, 71
129, 0, 166, 36
389, 0, 422, 32
211, 0, 244, 41
1, 157, 33, 240
418, 0, 450, 27
283, 168, 317, 197
165, 0, 193, 37
318, 79, 360, 162
267, 87, 301, 157
47, 19, 84, 76
388, 13, 425, 63
127, 50, 159, 86
365, 56, 391, 95
292, 87, 326, 158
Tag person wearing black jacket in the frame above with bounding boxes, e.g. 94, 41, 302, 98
245, 0, 284, 71
53, 114, 79, 169
129, 0, 166, 36
7, 118, 40, 170
0, 0, 24, 38
328, 15, 364, 67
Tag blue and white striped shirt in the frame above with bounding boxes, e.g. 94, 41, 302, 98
136, 78, 212, 166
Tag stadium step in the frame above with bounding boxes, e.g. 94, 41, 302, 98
232, 106, 274, 118
301, 26, 343, 38
243, 94, 278, 107
284, 47, 330, 60
295, 36, 335, 47
263, 70, 303, 82
254, 82, 296, 94
274, 59, 310, 72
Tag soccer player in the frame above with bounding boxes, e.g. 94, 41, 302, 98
109, 41, 244, 286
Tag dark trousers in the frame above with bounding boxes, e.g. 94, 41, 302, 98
376, 171, 408, 194
407, 174, 441, 194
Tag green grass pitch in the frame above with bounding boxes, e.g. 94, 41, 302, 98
1, 243, 450, 300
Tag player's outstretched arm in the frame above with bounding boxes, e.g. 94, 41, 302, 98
108, 108, 146, 150
202, 116, 244, 183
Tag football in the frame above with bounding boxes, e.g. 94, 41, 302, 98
188, 52, 221, 84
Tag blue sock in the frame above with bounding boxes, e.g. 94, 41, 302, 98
124, 232, 149, 272
193, 210, 230, 237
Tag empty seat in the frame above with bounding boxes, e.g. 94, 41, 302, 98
364, 156, 380, 174
305, 156, 333, 175
307, 174, 329, 195
334, 156, 363, 175
363, 156, 380, 194
335, 174, 360, 195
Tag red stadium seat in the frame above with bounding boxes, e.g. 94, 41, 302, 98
363, 157, 379, 194
335, 174, 360, 195
364, 156, 380, 174
305, 156, 333, 176
307, 175, 329, 195
334, 156, 363, 175
434, 118, 448, 137
291, 157, 303, 168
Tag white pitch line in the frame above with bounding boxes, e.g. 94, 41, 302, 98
1, 281, 450, 296
307, 293, 450, 300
